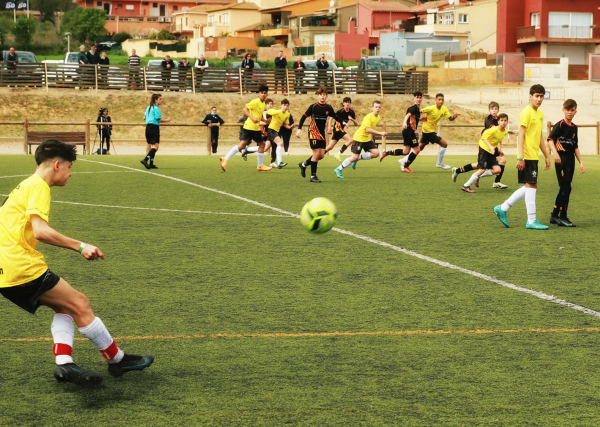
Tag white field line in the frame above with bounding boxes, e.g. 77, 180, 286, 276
81, 159, 600, 319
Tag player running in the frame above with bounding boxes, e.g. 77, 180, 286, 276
0, 140, 154, 386
324, 97, 358, 161
266, 99, 293, 168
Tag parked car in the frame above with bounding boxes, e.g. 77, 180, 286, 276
294, 59, 337, 93
97, 41, 121, 52
146, 59, 182, 90
356, 56, 405, 94
42, 52, 127, 88
226, 61, 265, 91
2, 50, 38, 63
357, 56, 401, 71
1, 51, 41, 87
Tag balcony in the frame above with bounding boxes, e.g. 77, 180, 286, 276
261, 28, 290, 37
517, 25, 600, 44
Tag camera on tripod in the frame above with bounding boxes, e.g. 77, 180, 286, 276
94, 107, 113, 155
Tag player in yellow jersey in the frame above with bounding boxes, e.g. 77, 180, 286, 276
458, 113, 509, 193
241, 98, 273, 160
399, 93, 458, 171
494, 84, 551, 229
221, 85, 272, 172
0, 140, 153, 386
334, 100, 387, 179
266, 99, 293, 168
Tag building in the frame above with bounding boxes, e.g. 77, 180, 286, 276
380, 31, 460, 65
498, 0, 600, 64
204, 2, 269, 38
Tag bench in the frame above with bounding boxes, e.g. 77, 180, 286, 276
27, 132, 87, 154
373, 132, 403, 149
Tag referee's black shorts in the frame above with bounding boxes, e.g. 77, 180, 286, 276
146, 124, 160, 145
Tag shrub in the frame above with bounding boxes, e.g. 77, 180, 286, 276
112, 32, 131, 43
256, 36, 275, 47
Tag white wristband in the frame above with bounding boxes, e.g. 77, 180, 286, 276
78, 242, 86, 253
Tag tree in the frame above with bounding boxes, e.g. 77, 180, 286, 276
61, 8, 107, 43
30, 0, 76, 23
149, 29, 175, 40
13, 17, 36, 49
0, 16, 14, 46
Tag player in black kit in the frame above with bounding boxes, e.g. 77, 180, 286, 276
324, 97, 358, 161
296, 87, 341, 183
547, 99, 585, 227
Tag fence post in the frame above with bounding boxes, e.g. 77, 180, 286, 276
379, 70, 383, 97
143, 67, 147, 92
85, 119, 91, 154
94, 66, 98, 93
332, 69, 337, 96
23, 118, 28, 154
44, 63, 49, 91
239, 68, 243, 96
192, 68, 196, 95
597, 121, 600, 155
286, 69, 290, 95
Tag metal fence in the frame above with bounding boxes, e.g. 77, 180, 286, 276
0, 63, 428, 95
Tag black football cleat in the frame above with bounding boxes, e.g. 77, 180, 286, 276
298, 162, 306, 178
108, 354, 155, 378
140, 159, 151, 169
310, 175, 321, 183
558, 217, 576, 227
550, 215, 561, 225
149, 164, 158, 169
54, 363, 102, 386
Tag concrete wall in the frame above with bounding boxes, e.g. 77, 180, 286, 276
380, 32, 460, 66
257, 47, 293, 62
417, 67, 497, 85
314, 33, 336, 61
335, 33, 369, 61
524, 57, 569, 81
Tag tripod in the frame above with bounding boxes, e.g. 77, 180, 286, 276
92, 115, 117, 155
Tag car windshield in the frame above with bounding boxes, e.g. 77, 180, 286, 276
365, 59, 400, 70
17, 52, 37, 63
66, 53, 79, 63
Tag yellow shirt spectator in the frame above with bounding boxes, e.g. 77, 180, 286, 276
243, 98, 266, 132
267, 109, 290, 133
353, 113, 381, 143
519, 105, 544, 160
421, 105, 450, 134
0, 175, 51, 287
479, 127, 508, 154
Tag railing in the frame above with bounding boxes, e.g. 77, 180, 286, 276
516, 26, 536, 39
0, 64, 429, 96
517, 25, 600, 40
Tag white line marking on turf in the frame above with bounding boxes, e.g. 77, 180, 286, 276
81, 159, 600, 320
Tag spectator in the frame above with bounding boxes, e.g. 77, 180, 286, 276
274, 50, 287, 94
316, 53, 329, 88
241, 53, 254, 92
6, 47, 18, 66
161, 55, 176, 91
202, 106, 225, 155
127, 48, 141, 88
87, 44, 100, 65
178, 58, 191, 91
293, 56, 305, 94
194, 54, 209, 88
96, 108, 112, 154
98, 51, 110, 85
77, 45, 89, 87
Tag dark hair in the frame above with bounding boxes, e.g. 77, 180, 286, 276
245, 53, 251, 58
530, 84, 545, 95
35, 139, 77, 165
257, 85, 268, 93
316, 86, 327, 95
413, 91, 422, 97
373, 100, 382, 106
281, 99, 289, 105
264, 98, 273, 105
343, 97, 351, 103
211, 106, 217, 110
435, 93, 444, 99
498, 113, 508, 120
488, 101, 499, 109
563, 99, 577, 110
149, 93, 162, 107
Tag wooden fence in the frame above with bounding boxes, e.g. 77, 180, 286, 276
0, 63, 428, 96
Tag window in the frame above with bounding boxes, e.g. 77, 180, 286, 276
86, 0, 92, 4
458, 14, 468, 24
117, 4, 122, 9
549, 12, 592, 38
96, 1, 102, 6
531, 12, 540, 29
142, 2, 149, 5
223, 13, 228, 26
173, 5, 178, 10
208, 15, 214, 26
125, 5, 134, 11
153, 3, 157, 7
186, 17, 188, 26
440, 13, 453, 25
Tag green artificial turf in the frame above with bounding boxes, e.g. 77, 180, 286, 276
1, 154, 599, 425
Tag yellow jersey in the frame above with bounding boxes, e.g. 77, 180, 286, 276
243, 98, 266, 132
353, 113, 380, 143
421, 105, 450, 134
0, 175, 51, 287
267, 109, 290, 133
479, 127, 508, 154
519, 105, 544, 160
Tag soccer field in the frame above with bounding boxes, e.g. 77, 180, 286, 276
1, 154, 600, 426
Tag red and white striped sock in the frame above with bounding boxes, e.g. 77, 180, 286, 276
51, 313, 75, 365
78, 317, 124, 364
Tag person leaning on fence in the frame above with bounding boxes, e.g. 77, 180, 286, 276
7, 47, 18, 67
194, 54, 209, 87
202, 106, 225, 155
77, 45, 89, 87
127, 49, 141, 88
161, 55, 176, 91
98, 51, 110, 86
293, 56, 305, 94
274, 51, 287, 94
316, 53, 329, 88
178, 58, 191, 91
241, 53, 254, 93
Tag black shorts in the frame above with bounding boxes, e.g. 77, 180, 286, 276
0, 270, 60, 314
518, 160, 539, 185
267, 128, 281, 143
310, 139, 327, 150
145, 124, 160, 145
555, 152, 575, 185
477, 147, 499, 170
241, 129, 264, 144
420, 132, 442, 146
402, 129, 419, 147
351, 140, 377, 155
332, 131, 347, 141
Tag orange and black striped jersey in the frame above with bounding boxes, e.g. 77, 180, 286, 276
298, 102, 339, 141
548, 120, 578, 153
406, 104, 420, 132
333, 108, 356, 132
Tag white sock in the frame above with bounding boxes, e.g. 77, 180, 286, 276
78, 317, 124, 364
437, 147, 446, 165
464, 173, 479, 188
257, 152, 264, 167
481, 170, 493, 178
225, 145, 239, 161
276, 145, 283, 165
51, 313, 75, 365
340, 158, 352, 170
402, 154, 410, 163
359, 152, 371, 161
246, 146, 259, 153
501, 186, 526, 211
525, 187, 537, 224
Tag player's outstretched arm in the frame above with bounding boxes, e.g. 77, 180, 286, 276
449, 113, 459, 121
31, 215, 104, 260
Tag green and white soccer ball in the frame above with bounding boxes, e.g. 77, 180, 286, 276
300, 197, 337, 233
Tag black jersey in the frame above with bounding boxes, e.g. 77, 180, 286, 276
298, 102, 338, 141
333, 108, 356, 132
548, 120, 578, 153
482, 114, 499, 135
406, 104, 420, 131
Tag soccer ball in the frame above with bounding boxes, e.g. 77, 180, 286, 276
300, 197, 337, 233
